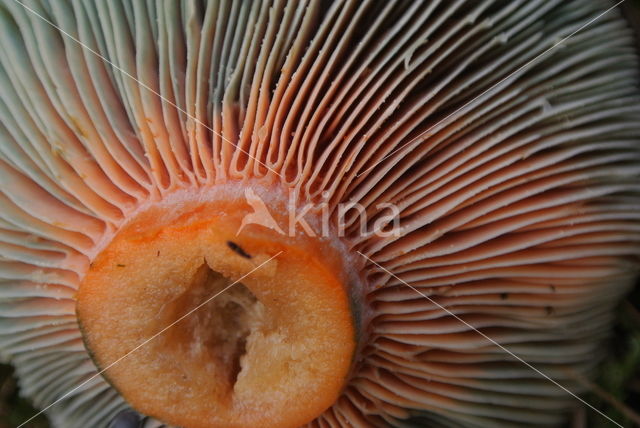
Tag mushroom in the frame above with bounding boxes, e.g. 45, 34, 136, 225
0, 0, 639, 427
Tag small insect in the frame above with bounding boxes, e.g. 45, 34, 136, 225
227, 241, 252, 259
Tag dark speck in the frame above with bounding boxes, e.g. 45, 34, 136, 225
500, 292, 508, 300
116, 264, 126, 268
545, 306, 554, 315
227, 241, 252, 259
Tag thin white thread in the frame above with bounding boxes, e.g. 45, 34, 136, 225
13, 0, 283, 178
10, 0, 628, 426
357, 251, 623, 428
17, 251, 283, 427
356, 0, 626, 177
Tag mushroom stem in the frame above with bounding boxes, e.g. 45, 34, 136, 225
76, 184, 358, 428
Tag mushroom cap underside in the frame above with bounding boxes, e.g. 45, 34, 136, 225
0, 0, 639, 427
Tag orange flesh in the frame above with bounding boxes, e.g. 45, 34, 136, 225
76, 189, 356, 428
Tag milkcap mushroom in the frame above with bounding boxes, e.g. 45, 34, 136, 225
0, 0, 639, 427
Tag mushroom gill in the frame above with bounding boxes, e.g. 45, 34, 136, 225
0, 0, 639, 427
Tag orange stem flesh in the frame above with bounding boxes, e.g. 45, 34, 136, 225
76, 187, 357, 428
